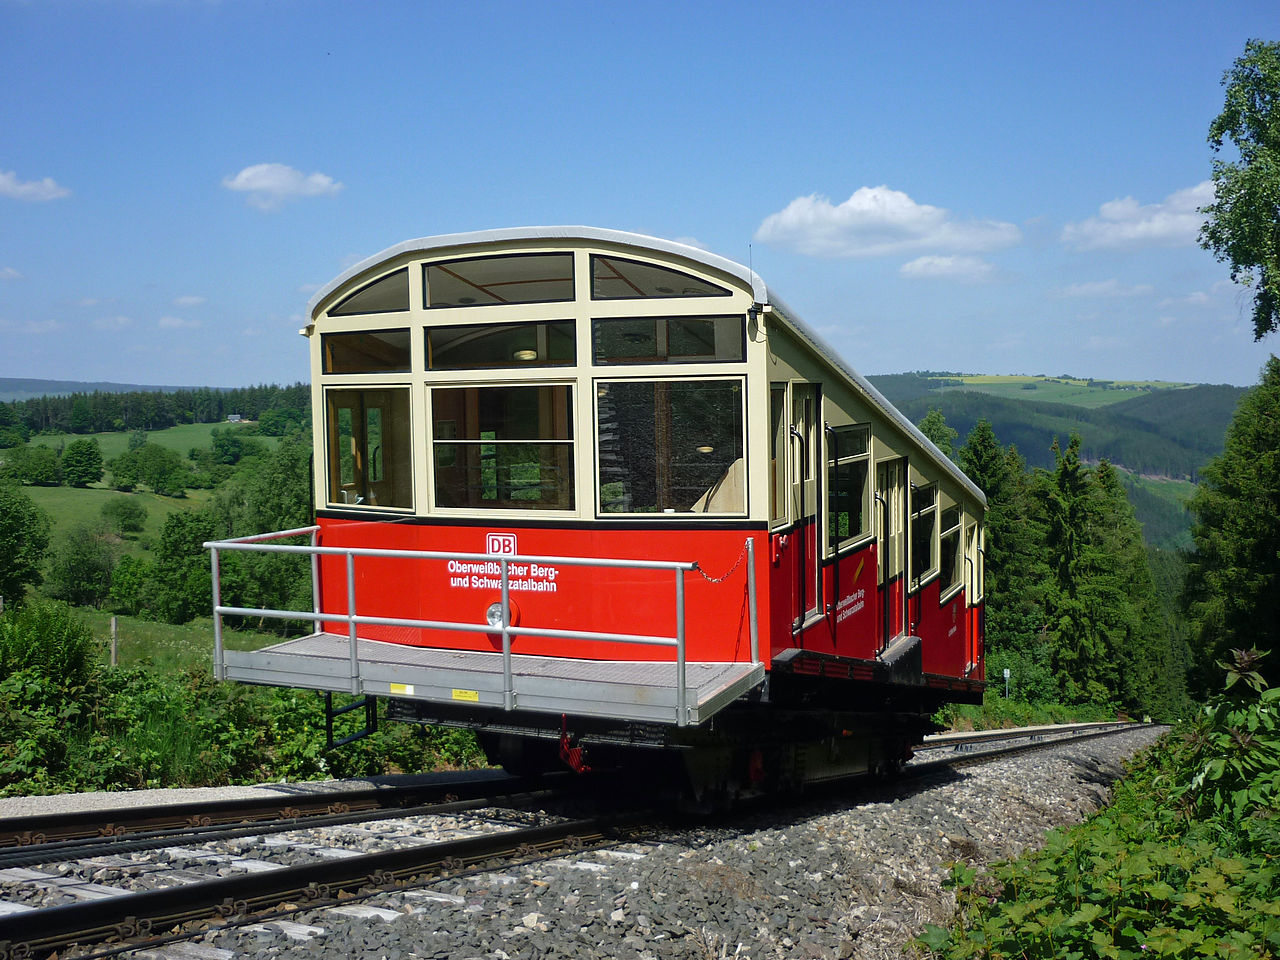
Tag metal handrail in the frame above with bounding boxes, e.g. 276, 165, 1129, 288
205, 530, 760, 726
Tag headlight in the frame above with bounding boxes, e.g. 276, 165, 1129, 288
486, 602, 505, 627
485, 600, 520, 628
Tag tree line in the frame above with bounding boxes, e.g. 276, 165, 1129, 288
0, 433, 313, 625
0, 383, 309, 446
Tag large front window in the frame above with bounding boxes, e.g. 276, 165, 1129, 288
325, 388, 413, 508
432, 385, 574, 510
597, 379, 744, 514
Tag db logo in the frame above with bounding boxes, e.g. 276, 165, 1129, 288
486, 533, 518, 556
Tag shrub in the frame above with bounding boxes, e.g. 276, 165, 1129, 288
102, 496, 148, 534
918, 649, 1280, 960
0, 598, 97, 687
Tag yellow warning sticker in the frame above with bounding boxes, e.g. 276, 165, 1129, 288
452, 688, 480, 702
389, 683, 415, 696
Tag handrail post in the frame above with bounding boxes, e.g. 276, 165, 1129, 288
501, 558, 514, 711
676, 568, 687, 727
310, 527, 321, 636
346, 551, 359, 694
745, 537, 759, 665
210, 547, 224, 681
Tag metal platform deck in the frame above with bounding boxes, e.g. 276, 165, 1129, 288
223, 633, 766, 727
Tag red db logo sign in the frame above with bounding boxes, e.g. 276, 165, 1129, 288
486, 533, 517, 556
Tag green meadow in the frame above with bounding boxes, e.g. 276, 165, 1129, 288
24, 484, 214, 556
928, 374, 1195, 409
27, 421, 277, 461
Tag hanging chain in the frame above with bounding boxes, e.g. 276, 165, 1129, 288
694, 538, 751, 584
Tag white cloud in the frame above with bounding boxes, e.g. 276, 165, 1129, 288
0, 267, 22, 281
0, 317, 61, 334
1053, 279, 1154, 298
755, 185, 1020, 257
0, 169, 70, 202
222, 163, 343, 210
899, 255, 995, 282
1159, 291, 1210, 307
159, 315, 200, 329
93, 315, 134, 330
1061, 181, 1212, 250
1085, 334, 1126, 351
173, 294, 205, 307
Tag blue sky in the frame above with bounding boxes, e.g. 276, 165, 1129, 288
2, 0, 1277, 388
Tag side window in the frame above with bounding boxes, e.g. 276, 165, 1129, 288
938, 505, 962, 594
325, 388, 413, 508
827, 423, 871, 550
597, 379, 744, 515
909, 484, 937, 587
431, 385, 574, 510
770, 386, 787, 524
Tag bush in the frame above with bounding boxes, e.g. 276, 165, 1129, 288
0, 483, 51, 604
102, 496, 148, 534
0, 598, 97, 688
44, 522, 117, 608
919, 649, 1280, 960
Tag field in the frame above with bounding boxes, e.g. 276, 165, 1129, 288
24, 484, 213, 555
927, 374, 1195, 409
74, 609, 282, 673
26, 421, 276, 461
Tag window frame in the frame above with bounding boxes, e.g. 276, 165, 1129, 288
322, 328, 412, 374
427, 380, 577, 515
589, 253, 733, 300
327, 267, 410, 317
322, 384, 415, 512
590, 314, 746, 365
938, 503, 964, 602
825, 422, 873, 556
425, 319, 576, 370
593, 374, 747, 518
908, 482, 939, 590
422, 252, 575, 309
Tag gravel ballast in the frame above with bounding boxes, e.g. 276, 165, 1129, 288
157, 726, 1165, 960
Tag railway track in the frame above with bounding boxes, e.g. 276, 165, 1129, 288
0, 722, 1152, 960
909, 720, 1144, 770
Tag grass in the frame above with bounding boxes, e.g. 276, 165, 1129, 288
926, 374, 1195, 409
24, 485, 213, 557
1127, 474, 1197, 505
27, 422, 276, 461
75, 608, 285, 673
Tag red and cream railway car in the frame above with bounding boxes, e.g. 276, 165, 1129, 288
209, 227, 986, 797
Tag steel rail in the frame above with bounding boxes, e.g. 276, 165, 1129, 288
0, 811, 651, 960
906, 721, 1158, 777
0, 772, 533, 849
0, 789, 561, 872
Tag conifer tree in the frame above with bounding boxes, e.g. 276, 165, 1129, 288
1186, 356, 1280, 690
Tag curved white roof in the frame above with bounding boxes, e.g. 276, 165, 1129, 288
307, 226, 985, 507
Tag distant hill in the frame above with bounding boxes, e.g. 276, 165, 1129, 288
866, 372, 1247, 551
0, 377, 218, 403
869, 374, 1244, 480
